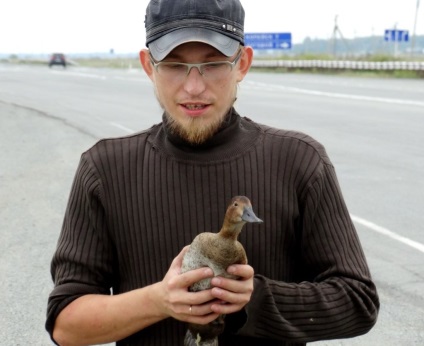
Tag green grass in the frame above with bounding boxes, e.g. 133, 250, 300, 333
74, 58, 140, 69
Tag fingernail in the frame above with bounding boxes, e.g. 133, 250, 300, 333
227, 266, 236, 274
204, 268, 213, 276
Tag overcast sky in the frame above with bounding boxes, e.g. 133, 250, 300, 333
0, 0, 422, 54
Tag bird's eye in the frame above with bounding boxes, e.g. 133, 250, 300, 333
234, 202, 238, 207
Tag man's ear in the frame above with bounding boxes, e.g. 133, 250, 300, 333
237, 46, 253, 82
139, 49, 154, 80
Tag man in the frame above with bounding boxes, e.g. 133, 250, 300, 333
46, 0, 379, 345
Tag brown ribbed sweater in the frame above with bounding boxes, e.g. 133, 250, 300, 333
46, 108, 379, 345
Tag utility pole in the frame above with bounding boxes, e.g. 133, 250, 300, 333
331, 15, 349, 57
393, 23, 398, 57
411, 0, 420, 57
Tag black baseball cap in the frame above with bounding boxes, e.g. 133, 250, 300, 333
145, 0, 245, 61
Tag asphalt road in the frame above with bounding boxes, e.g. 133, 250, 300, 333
1, 63, 423, 345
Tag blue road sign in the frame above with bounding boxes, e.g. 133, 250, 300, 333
384, 29, 409, 42
245, 33, 292, 50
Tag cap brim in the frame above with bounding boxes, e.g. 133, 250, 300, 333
148, 27, 240, 61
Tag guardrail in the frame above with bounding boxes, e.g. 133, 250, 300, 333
252, 60, 424, 71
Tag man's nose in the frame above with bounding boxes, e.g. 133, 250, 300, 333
183, 66, 206, 95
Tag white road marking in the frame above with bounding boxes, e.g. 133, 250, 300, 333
351, 214, 424, 254
51, 70, 107, 80
247, 81, 424, 107
110, 122, 134, 133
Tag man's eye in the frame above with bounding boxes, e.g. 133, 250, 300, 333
164, 63, 185, 70
206, 62, 224, 68
202, 62, 226, 72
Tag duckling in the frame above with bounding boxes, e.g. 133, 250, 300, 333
181, 196, 263, 346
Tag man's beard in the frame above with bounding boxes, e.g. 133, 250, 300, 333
165, 111, 227, 145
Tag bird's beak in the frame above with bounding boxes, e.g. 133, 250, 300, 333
242, 206, 263, 223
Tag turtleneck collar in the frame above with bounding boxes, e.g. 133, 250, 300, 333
148, 107, 262, 163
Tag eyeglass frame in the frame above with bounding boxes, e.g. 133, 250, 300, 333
149, 48, 243, 79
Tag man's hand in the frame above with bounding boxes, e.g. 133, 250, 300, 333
209, 264, 254, 315
154, 249, 254, 324
154, 247, 220, 325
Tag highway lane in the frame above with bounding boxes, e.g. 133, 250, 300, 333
1, 63, 423, 345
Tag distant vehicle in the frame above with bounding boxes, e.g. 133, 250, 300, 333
49, 53, 66, 68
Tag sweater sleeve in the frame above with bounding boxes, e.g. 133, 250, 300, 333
45, 153, 115, 340
235, 162, 379, 342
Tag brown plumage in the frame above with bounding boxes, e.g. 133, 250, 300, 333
181, 196, 263, 346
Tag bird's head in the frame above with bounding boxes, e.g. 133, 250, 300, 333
226, 196, 263, 224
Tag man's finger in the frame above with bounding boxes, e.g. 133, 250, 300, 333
177, 267, 214, 289
227, 264, 254, 279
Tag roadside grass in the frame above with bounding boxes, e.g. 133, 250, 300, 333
74, 57, 140, 69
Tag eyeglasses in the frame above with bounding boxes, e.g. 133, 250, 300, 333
149, 49, 242, 82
